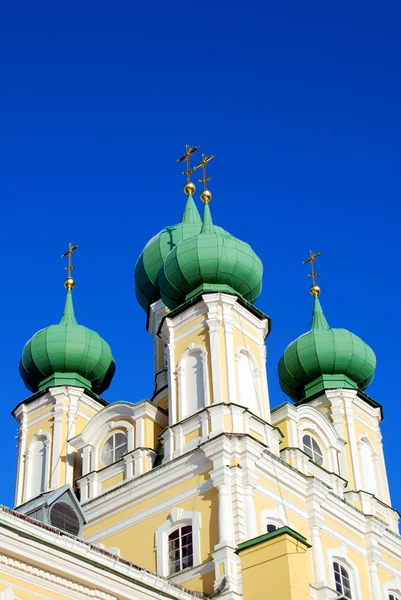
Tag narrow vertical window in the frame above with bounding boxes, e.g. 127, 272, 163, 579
168, 526, 193, 574
333, 561, 352, 599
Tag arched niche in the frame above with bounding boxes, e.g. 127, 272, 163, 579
236, 348, 261, 417
24, 431, 51, 501
177, 344, 208, 420
358, 434, 380, 497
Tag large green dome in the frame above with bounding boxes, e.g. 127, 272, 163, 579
158, 203, 263, 310
20, 291, 116, 395
134, 195, 202, 311
278, 296, 376, 402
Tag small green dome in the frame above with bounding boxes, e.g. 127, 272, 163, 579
158, 203, 263, 310
134, 195, 202, 311
20, 291, 116, 395
278, 296, 376, 402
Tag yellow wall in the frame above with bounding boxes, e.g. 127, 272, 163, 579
238, 531, 311, 600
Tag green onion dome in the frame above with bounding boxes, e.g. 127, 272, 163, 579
134, 195, 203, 312
278, 296, 376, 402
158, 202, 263, 310
19, 290, 116, 395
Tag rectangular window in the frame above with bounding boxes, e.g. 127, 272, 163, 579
168, 526, 193, 574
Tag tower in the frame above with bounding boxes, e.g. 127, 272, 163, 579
14, 247, 116, 506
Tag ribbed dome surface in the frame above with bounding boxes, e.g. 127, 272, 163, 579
134, 195, 202, 311
278, 297, 376, 401
158, 203, 263, 310
20, 291, 116, 394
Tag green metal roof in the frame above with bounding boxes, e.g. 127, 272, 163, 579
278, 296, 376, 401
134, 195, 203, 311
19, 291, 116, 394
158, 203, 263, 310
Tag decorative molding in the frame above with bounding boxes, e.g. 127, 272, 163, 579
0, 553, 117, 600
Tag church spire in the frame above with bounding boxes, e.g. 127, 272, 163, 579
181, 194, 201, 224
311, 296, 329, 330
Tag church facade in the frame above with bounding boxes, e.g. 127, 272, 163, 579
1, 149, 400, 599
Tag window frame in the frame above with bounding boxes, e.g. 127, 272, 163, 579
302, 433, 324, 466
168, 524, 194, 574
100, 430, 128, 467
156, 509, 201, 577
333, 560, 352, 599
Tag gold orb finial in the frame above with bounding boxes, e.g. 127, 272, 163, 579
310, 284, 321, 297
200, 189, 212, 204
64, 276, 75, 290
184, 181, 196, 196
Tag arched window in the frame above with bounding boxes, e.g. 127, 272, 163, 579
333, 561, 352, 599
389, 595, 401, 600
267, 523, 278, 533
303, 434, 323, 466
237, 350, 260, 416
168, 525, 193, 574
180, 349, 205, 419
30, 435, 48, 498
100, 431, 128, 466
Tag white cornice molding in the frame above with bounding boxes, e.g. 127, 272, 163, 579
0, 553, 116, 600
0, 507, 201, 600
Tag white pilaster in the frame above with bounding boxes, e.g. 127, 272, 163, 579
204, 295, 223, 404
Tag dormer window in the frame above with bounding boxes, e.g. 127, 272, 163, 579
302, 434, 323, 466
100, 431, 128, 467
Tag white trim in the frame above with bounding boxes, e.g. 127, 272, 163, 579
177, 344, 209, 421
155, 509, 201, 577
383, 577, 401, 599
327, 546, 362, 600
23, 430, 51, 502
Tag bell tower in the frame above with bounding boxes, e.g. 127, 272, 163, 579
14, 245, 116, 506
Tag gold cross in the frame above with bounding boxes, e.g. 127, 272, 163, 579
61, 243, 79, 276
302, 249, 322, 286
194, 153, 215, 189
177, 144, 200, 181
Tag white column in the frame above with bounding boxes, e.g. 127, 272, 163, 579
217, 483, 234, 546
367, 561, 382, 600
136, 416, 145, 447
23, 448, 32, 502
82, 445, 91, 475
14, 422, 27, 506
309, 524, 326, 585
343, 394, 363, 491
205, 297, 223, 404
374, 429, 391, 505
167, 343, 177, 424
258, 344, 271, 421
244, 485, 258, 539
51, 406, 65, 489
222, 298, 237, 404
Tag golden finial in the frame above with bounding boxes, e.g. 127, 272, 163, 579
194, 153, 214, 204
61, 243, 79, 290
177, 144, 200, 196
302, 249, 322, 297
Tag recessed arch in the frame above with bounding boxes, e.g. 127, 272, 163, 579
236, 346, 262, 417
177, 344, 209, 420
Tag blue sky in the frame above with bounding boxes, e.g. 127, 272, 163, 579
0, 2, 400, 510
